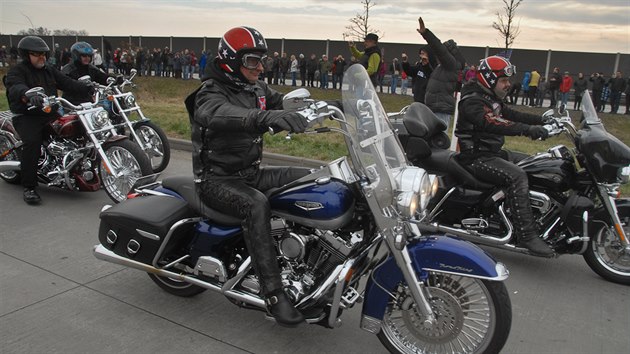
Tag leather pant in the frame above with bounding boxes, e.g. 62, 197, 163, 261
198, 166, 311, 294
12, 115, 51, 188
464, 151, 537, 240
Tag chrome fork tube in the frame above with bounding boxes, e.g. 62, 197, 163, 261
598, 185, 629, 248
384, 233, 436, 326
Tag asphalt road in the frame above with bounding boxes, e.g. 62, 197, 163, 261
1, 149, 628, 354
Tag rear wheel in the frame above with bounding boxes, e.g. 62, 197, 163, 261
147, 273, 207, 297
377, 273, 512, 354
99, 139, 152, 203
0, 135, 21, 184
583, 210, 630, 285
132, 121, 170, 173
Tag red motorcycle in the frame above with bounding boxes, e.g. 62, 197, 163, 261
0, 86, 152, 203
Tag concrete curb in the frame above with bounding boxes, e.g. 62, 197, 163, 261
168, 137, 327, 169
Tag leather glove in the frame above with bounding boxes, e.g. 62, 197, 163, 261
115, 75, 125, 85
525, 125, 549, 140
268, 112, 309, 133
28, 95, 44, 108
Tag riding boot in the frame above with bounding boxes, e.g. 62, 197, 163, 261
509, 189, 554, 257
517, 231, 554, 257
265, 288, 305, 327
241, 223, 304, 327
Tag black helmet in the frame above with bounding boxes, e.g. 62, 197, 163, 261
17, 36, 50, 60
71, 41, 94, 63
217, 26, 268, 73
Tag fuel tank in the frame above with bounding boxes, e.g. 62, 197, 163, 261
269, 177, 355, 230
49, 114, 83, 138
518, 150, 576, 191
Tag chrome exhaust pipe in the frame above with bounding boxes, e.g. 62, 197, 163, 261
93, 244, 266, 309
93, 244, 223, 291
430, 205, 514, 247
0, 161, 20, 173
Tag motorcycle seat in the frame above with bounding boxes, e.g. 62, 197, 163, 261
161, 175, 243, 226
420, 149, 494, 190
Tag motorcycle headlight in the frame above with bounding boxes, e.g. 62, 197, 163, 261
417, 173, 439, 211
90, 109, 111, 129
395, 167, 423, 194
123, 94, 136, 107
394, 167, 436, 216
396, 191, 418, 218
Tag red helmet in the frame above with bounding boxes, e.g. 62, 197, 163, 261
476, 56, 516, 89
217, 26, 268, 73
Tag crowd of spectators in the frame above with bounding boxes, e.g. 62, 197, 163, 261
1, 41, 628, 114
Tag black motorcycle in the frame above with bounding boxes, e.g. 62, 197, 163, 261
391, 91, 630, 285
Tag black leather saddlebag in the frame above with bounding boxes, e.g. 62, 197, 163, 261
98, 195, 195, 265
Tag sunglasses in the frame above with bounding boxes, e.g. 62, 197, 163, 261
241, 53, 266, 70
29, 52, 46, 57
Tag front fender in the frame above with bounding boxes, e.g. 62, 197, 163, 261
592, 198, 630, 221
361, 235, 508, 320
104, 134, 129, 144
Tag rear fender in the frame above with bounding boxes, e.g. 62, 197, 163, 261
362, 235, 507, 320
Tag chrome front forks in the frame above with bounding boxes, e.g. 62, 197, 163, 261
384, 230, 437, 327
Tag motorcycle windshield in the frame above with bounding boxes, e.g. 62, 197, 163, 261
577, 89, 630, 180
341, 64, 408, 211
581, 89, 600, 124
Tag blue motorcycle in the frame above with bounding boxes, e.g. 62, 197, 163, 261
93, 65, 512, 354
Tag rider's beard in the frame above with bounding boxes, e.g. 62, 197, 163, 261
494, 85, 508, 99
31, 58, 46, 69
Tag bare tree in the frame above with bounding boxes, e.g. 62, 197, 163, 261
53, 29, 89, 36
17, 27, 52, 36
17, 27, 89, 36
492, 0, 523, 50
343, 0, 383, 42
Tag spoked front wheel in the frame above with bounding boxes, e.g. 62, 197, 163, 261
377, 272, 512, 354
99, 139, 152, 203
583, 212, 630, 285
132, 121, 170, 173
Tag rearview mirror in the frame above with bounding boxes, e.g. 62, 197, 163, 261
542, 109, 555, 119
78, 75, 92, 83
283, 88, 313, 110
24, 87, 45, 98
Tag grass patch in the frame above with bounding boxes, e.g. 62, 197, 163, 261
1, 67, 628, 195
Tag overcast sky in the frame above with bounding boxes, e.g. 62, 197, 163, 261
1, 0, 628, 54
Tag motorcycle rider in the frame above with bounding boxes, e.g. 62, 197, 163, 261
4, 36, 93, 205
61, 41, 114, 105
455, 55, 554, 256
184, 26, 310, 326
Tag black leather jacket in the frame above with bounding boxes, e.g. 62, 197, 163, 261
5, 61, 91, 117
455, 81, 544, 161
186, 60, 290, 180
421, 29, 465, 114
61, 61, 109, 104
